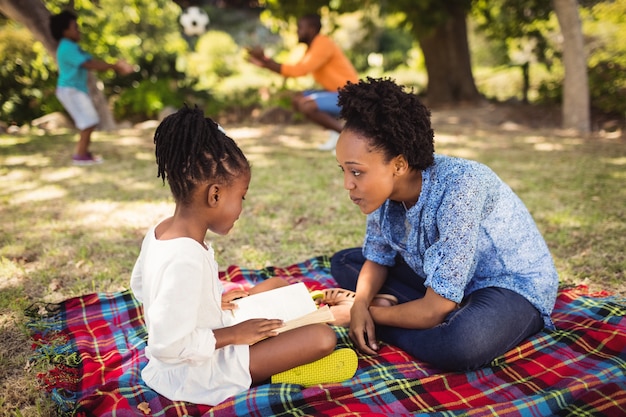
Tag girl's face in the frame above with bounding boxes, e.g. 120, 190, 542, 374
207, 171, 250, 236
335, 130, 398, 215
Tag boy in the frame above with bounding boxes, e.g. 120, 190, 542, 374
49, 10, 133, 165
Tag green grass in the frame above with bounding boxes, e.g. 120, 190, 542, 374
0, 113, 625, 416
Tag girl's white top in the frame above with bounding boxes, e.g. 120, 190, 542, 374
130, 225, 250, 406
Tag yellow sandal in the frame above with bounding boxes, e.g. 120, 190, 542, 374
270, 348, 358, 386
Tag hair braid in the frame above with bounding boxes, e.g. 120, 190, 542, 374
154, 105, 249, 204
339, 77, 435, 170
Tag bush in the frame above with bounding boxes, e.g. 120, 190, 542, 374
113, 78, 210, 121
0, 25, 61, 125
588, 60, 626, 116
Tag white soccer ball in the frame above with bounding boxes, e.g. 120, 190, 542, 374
179, 6, 210, 37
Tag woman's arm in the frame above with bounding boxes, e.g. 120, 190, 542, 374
369, 287, 458, 329
349, 260, 388, 355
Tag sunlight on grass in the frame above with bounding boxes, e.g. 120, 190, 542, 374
3, 154, 51, 166
67, 201, 172, 230
11, 185, 68, 204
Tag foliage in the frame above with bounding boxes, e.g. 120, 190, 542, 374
181, 30, 241, 89
113, 78, 209, 121
584, 0, 626, 115
472, 0, 555, 66
1, 0, 626, 123
0, 24, 61, 124
259, 0, 473, 39
471, 0, 626, 116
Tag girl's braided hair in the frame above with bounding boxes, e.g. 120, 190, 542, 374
154, 105, 249, 204
338, 77, 435, 170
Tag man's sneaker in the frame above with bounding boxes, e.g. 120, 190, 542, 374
72, 153, 103, 166
318, 131, 340, 151
270, 348, 358, 386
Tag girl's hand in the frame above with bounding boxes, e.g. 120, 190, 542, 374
221, 289, 249, 311
348, 301, 379, 355
231, 318, 284, 345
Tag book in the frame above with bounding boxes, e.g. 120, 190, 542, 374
231, 282, 335, 334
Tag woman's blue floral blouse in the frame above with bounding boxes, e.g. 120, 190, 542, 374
363, 154, 559, 328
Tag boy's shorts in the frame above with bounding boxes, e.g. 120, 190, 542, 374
303, 90, 341, 116
56, 87, 100, 130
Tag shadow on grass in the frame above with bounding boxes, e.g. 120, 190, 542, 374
0, 119, 625, 416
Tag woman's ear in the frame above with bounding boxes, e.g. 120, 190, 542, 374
393, 155, 409, 176
207, 184, 220, 207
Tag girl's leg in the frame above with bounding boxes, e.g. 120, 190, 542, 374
376, 287, 545, 371
330, 247, 427, 303
248, 324, 336, 384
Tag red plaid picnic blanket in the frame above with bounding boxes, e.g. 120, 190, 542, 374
28, 256, 626, 416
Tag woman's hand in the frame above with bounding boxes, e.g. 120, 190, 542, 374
348, 300, 379, 355
221, 289, 249, 311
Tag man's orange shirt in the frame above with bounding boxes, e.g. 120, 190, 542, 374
280, 34, 358, 92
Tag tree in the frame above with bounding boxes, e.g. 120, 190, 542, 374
474, 0, 590, 133
553, 0, 590, 133
405, 1, 481, 106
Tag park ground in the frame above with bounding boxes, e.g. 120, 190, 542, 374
0, 101, 624, 416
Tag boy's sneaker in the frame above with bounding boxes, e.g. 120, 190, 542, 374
270, 348, 358, 386
72, 153, 103, 166
318, 131, 340, 151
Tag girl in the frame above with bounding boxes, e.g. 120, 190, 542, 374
130, 106, 356, 406
328, 78, 559, 371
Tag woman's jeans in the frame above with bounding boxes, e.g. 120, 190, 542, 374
330, 247, 545, 371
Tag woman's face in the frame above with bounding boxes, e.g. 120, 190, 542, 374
335, 130, 397, 215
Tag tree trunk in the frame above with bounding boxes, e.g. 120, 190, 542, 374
553, 0, 590, 133
0, 0, 56, 54
418, 6, 481, 107
0, 0, 117, 130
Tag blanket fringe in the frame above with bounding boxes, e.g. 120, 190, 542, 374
26, 301, 81, 416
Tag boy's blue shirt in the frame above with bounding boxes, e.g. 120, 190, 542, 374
56, 38, 92, 93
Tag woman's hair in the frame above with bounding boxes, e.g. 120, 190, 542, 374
49, 10, 77, 41
338, 77, 435, 171
154, 105, 250, 204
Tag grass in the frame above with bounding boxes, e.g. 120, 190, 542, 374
1, 110, 625, 416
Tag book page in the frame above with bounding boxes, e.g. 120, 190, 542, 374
231, 282, 318, 323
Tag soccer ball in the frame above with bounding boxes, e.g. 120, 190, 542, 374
179, 6, 210, 37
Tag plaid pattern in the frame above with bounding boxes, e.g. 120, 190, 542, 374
28, 256, 626, 416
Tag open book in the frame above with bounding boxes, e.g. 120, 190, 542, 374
231, 282, 334, 334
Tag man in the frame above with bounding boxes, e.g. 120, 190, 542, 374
248, 14, 358, 151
